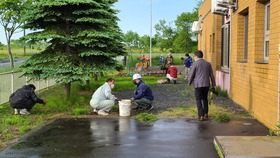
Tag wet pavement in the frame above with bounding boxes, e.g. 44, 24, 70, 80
0, 118, 269, 158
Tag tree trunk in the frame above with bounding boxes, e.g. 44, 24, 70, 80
7, 40, 14, 68
94, 73, 98, 81
100, 72, 104, 77
85, 80, 90, 91
64, 83, 71, 98
86, 80, 90, 86
23, 27, 26, 56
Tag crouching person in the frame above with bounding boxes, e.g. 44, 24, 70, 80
131, 74, 154, 111
9, 84, 46, 115
166, 62, 178, 84
90, 78, 120, 116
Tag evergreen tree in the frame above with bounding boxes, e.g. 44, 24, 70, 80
20, 0, 125, 96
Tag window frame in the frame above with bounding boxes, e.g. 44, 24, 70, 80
264, 2, 270, 61
221, 24, 230, 72
243, 13, 248, 60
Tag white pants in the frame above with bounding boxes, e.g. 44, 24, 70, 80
166, 74, 177, 81
90, 98, 115, 112
185, 67, 191, 78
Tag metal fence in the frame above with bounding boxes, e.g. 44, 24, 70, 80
0, 71, 56, 105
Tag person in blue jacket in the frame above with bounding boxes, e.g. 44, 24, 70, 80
184, 53, 193, 80
131, 74, 154, 111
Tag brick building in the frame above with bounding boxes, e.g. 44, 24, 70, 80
195, 0, 280, 129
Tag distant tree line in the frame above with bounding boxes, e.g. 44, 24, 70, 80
123, 0, 203, 54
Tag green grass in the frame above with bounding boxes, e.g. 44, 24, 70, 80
157, 104, 247, 122
157, 106, 196, 118
214, 143, 224, 158
71, 108, 89, 116
0, 75, 160, 150
0, 48, 39, 57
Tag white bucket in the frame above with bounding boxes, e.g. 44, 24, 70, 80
118, 99, 131, 116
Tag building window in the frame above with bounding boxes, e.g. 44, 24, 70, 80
264, 2, 270, 61
221, 24, 230, 71
244, 14, 248, 60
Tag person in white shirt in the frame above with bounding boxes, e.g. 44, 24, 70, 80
90, 78, 120, 116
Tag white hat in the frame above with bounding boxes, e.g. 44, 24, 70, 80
133, 74, 142, 80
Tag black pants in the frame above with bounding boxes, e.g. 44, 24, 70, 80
195, 87, 209, 117
12, 100, 36, 111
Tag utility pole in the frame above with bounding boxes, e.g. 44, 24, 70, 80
149, 0, 152, 66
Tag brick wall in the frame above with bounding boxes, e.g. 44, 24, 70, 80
199, 0, 280, 129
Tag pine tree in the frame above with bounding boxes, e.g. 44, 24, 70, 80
20, 0, 125, 96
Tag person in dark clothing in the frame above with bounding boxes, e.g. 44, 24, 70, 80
184, 53, 193, 80
131, 74, 154, 111
9, 84, 46, 115
188, 50, 216, 121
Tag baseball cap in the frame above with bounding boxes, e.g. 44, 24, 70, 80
133, 74, 142, 80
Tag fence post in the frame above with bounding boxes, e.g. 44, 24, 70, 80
25, 76, 28, 85
47, 79, 49, 90
11, 71, 14, 93
37, 81, 40, 95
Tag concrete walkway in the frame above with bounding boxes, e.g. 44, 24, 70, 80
0, 118, 271, 158
214, 136, 280, 158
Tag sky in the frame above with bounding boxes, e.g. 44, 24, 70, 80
0, 0, 198, 45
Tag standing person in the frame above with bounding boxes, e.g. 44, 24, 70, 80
9, 84, 46, 115
131, 74, 154, 111
188, 50, 216, 121
159, 55, 164, 65
164, 52, 174, 74
90, 78, 120, 116
184, 53, 193, 80
166, 62, 178, 84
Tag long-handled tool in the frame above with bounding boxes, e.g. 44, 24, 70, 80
179, 66, 185, 75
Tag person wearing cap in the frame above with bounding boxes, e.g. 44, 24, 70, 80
9, 84, 46, 115
90, 78, 120, 116
131, 74, 154, 111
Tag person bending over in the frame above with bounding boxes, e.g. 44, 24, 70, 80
9, 84, 46, 115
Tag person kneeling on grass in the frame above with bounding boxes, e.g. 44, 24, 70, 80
90, 78, 120, 116
131, 74, 154, 111
166, 62, 178, 84
9, 84, 46, 115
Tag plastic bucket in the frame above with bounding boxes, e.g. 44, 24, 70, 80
118, 99, 131, 116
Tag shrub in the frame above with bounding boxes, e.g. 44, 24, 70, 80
215, 86, 228, 97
